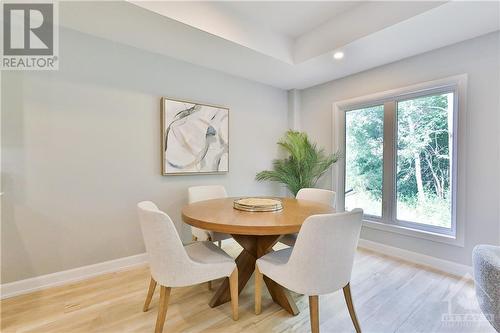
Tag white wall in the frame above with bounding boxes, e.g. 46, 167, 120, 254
1, 27, 288, 283
299, 32, 500, 267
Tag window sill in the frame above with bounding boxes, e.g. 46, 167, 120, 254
362, 219, 464, 247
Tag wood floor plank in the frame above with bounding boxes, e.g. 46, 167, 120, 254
1, 242, 493, 333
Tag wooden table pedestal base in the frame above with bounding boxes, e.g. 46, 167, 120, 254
208, 234, 299, 316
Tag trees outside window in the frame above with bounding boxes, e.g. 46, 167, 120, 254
345, 105, 384, 217
396, 93, 453, 228
343, 90, 456, 234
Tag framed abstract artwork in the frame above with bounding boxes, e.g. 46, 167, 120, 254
161, 97, 229, 175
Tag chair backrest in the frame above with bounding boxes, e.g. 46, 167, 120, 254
287, 209, 363, 295
296, 188, 336, 208
188, 186, 228, 240
137, 201, 190, 286
188, 185, 227, 204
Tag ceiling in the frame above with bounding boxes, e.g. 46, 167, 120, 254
220, 1, 362, 38
59, 1, 500, 90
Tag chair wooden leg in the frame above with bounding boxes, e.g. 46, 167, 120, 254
143, 277, 157, 312
309, 295, 319, 333
343, 283, 361, 333
254, 266, 263, 314
229, 268, 239, 320
155, 286, 171, 333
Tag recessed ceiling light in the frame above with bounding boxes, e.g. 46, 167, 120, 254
333, 51, 344, 60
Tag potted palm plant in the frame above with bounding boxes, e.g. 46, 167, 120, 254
256, 130, 340, 196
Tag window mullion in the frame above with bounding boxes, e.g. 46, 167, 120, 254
338, 110, 346, 212
382, 101, 396, 224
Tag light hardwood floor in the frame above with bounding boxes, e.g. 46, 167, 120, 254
1, 241, 494, 333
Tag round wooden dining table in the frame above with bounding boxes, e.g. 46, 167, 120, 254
181, 197, 335, 315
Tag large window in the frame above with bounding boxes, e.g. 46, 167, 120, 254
338, 79, 462, 238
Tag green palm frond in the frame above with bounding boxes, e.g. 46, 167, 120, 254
256, 130, 341, 196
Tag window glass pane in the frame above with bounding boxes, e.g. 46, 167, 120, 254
345, 105, 384, 217
396, 93, 453, 228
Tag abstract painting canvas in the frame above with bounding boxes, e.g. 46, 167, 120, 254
161, 97, 229, 175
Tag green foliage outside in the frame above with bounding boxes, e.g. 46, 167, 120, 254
345, 93, 453, 228
256, 130, 340, 196
345, 105, 384, 216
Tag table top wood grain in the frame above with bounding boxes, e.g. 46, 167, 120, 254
182, 197, 335, 235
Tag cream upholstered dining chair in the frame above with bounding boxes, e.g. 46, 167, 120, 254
137, 201, 238, 333
188, 185, 232, 247
255, 209, 363, 333
280, 188, 336, 247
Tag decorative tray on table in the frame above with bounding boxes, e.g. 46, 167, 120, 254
233, 197, 283, 212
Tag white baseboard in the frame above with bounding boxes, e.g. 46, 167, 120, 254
1, 239, 472, 300
358, 239, 472, 278
0, 253, 148, 300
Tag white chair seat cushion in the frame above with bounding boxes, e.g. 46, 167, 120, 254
185, 241, 234, 265
257, 247, 306, 294
179, 241, 235, 286
192, 228, 231, 242
280, 234, 297, 247
258, 248, 292, 268
210, 232, 232, 242
191, 227, 210, 241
